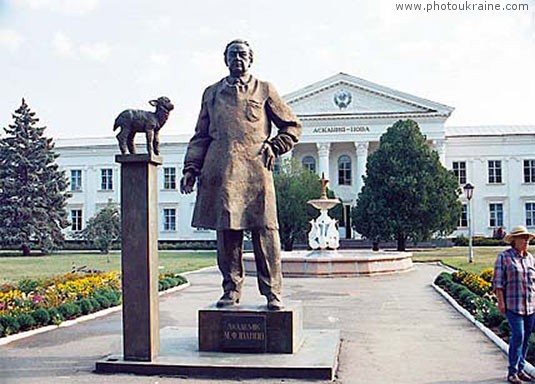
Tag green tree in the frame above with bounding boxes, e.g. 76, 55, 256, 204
274, 159, 322, 251
352, 119, 461, 251
0, 99, 71, 255
80, 202, 121, 254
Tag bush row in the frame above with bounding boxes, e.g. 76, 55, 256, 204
0, 288, 121, 336
435, 271, 535, 364
435, 272, 508, 337
0, 272, 187, 338
452, 236, 507, 247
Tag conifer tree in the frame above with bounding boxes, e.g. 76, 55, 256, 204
0, 99, 71, 255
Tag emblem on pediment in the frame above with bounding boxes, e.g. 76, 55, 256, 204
333, 89, 352, 110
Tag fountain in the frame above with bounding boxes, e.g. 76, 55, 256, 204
307, 173, 341, 250
244, 174, 413, 277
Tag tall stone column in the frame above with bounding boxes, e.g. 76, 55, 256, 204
115, 154, 161, 361
316, 142, 331, 179
355, 142, 368, 195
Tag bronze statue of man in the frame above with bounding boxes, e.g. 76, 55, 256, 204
180, 39, 302, 310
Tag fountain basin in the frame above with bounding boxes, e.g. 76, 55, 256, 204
307, 198, 340, 211
244, 249, 413, 277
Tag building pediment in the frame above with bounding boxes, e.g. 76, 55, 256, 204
284, 73, 453, 119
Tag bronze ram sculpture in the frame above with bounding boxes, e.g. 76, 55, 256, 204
113, 96, 174, 156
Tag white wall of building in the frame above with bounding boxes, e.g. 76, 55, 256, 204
51, 74, 535, 242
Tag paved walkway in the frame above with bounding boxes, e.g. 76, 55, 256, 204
0, 263, 509, 383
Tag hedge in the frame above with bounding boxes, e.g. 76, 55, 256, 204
0, 271, 187, 338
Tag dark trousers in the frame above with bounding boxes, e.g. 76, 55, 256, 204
217, 228, 282, 300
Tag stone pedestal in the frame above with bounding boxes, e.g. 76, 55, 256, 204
116, 154, 162, 361
198, 301, 303, 354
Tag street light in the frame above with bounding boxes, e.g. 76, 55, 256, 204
463, 183, 475, 263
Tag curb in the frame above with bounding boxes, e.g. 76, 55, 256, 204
0, 281, 191, 346
432, 282, 535, 376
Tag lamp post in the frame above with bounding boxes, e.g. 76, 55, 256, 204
463, 183, 475, 263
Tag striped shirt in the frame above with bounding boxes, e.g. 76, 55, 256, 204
493, 248, 535, 315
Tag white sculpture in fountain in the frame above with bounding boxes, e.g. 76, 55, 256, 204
307, 173, 340, 250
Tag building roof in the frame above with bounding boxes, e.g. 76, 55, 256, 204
55, 134, 193, 148
445, 125, 535, 137
284, 72, 455, 118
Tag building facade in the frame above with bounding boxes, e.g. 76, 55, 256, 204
54, 73, 535, 241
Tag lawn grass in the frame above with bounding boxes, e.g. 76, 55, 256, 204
0, 250, 217, 284
411, 246, 509, 274
0, 246, 512, 284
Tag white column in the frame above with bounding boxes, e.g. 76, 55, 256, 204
355, 142, 369, 195
85, 165, 96, 221
433, 139, 446, 165
316, 142, 331, 180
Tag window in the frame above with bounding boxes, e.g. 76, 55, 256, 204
526, 203, 535, 227
489, 203, 503, 227
452, 161, 466, 185
338, 155, 352, 185
459, 203, 468, 227
163, 167, 176, 190
163, 208, 176, 231
302, 156, 316, 173
70, 169, 82, 191
100, 169, 113, 190
488, 160, 502, 183
524, 160, 535, 183
71, 209, 83, 231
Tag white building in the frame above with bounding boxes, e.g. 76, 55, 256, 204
55, 73, 535, 242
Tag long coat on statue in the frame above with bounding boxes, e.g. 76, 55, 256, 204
183, 76, 302, 231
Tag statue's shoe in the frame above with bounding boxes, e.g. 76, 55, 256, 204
216, 292, 240, 307
267, 296, 284, 311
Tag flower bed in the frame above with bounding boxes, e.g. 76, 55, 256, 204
0, 271, 187, 337
435, 269, 535, 363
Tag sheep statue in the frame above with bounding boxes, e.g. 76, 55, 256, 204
113, 96, 174, 156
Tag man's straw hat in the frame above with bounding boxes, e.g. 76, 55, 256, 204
504, 225, 535, 243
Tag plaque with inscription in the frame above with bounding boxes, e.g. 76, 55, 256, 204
221, 315, 267, 352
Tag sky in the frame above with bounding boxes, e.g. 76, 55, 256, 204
0, 0, 533, 139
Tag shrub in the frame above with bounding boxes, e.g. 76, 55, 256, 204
450, 284, 467, 297
158, 241, 217, 250
89, 298, 101, 311
0, 315, 20, 335
0, 322, 4, 336
95, 295, 110, 309
58, 303, 81, 320
485, 306, 504, 328
77, 299, 94, 315
434, 272, 452, 286
17, 313, 36, 331
158, 280, 170, 291
472, 296, 495, 323
31, 308, 51, 326
94, 288, 120, 306
48, 308, 64, 325
453, 236, 507, 247
458, 290, 475, 310
17, 278, 41, 294
498, 319, 510, 337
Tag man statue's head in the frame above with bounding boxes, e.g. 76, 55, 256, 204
224, 39, 254, 77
